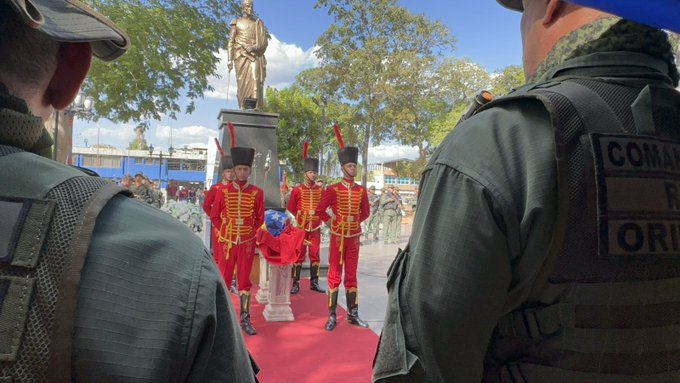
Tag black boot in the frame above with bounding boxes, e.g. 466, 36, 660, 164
346, 290, 369, 328
290, 264, 302, 294
310, 263, 326, 293
239, 292, 257, 335
230, 277, 238, 295
324, 289, 338, 331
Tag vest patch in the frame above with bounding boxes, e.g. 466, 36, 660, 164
592, 133, 680, 256
0, 197, 54, 268
0, 199, 30, 264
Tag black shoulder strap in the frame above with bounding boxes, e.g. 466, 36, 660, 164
540, 80, 624, 134
47, 183, 131, 382
524, 80, 623, 298
479, 80, 626, 311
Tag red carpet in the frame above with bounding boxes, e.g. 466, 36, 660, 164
231, 279, 379, 383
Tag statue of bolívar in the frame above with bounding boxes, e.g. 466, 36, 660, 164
228, 0, 270, 110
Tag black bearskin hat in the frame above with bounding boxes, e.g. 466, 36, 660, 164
221, 155, 233, 170
338, 147, 358, 165
231, 147, 255, 167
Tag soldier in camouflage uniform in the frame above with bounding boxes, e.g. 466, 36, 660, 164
364, 185, 381, 241
129, 172, 155, 205
374, 1, 680, 382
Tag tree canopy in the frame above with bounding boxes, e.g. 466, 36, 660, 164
313, 0, 455, 184
84, 0, 241, 123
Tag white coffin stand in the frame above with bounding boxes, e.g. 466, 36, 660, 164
255, 255, 270, 304
261, 260, 295, 322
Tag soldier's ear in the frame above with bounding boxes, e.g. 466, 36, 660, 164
46, 42, 92, 110
543, 0, 563, 26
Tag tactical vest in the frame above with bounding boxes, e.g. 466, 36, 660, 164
0, 146, 129, 382
482, 77, 680, 382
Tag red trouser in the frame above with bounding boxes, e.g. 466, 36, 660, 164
211, 227, 226, 279
296, 229, 321, 264
221, 240, 256, 292
327, 234, 360, 290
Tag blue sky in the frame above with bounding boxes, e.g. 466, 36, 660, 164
74, 1, 523, 163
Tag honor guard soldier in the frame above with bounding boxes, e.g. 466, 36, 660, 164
365, 185, 381, 241
287, 141, 326, 294
210, 123, 264, 336
373, 1, 680, 381
316, 124, 370, 331
202, 153, 234, 281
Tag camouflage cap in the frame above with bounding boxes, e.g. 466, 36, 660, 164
5, 0, 129, 61
496, 0, 523, 11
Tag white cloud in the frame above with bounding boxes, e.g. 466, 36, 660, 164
368, 144, 419, 164
205, 33, 319, 100
152, 124, 218, 149
81, 124, 135, 142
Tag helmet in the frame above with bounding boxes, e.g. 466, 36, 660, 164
496, 0, 523, 11
6, 0, 129, 61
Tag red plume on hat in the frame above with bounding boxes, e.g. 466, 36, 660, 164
302, 140, 319, 173
214, 137, 224, 157
227, 121, 255, 167
227, 121, 236, 148
334, 122, 358, 166
333, 123, 344, 149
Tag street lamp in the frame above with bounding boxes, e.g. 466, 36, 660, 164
53, 91, 95, 161
148, 144, 175, 187
312, 95, 328, 176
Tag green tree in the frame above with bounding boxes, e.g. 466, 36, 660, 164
314, 0, 455, 184
128, 121, 150, 150
437, 58, 491, 105
294, 67, 341, 176
83, 0, 241, 123
491, 65, 525, 96
429, 102, 467, 147
261, 86, 321, 180
428, 63, 523, 149
262, 79, 356, 181
389, 57, 489, 161
391, 158, 425, 184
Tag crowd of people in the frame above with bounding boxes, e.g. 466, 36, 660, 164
119, 174, 205, 209
3, 0, 680, 382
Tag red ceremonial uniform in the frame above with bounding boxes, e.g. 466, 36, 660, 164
203, 181, 228, 273
316, 179, 369, 290
210, 180, 264, 292
287, 180, 324, 265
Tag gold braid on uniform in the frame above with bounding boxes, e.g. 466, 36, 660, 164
569, 19, 679, 87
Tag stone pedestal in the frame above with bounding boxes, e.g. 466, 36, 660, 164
255, 255, 270, 304
217, 109, 281, 210
262, 264, 295, 322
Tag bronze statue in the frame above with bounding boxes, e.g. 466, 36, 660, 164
228, 0, 269, 110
